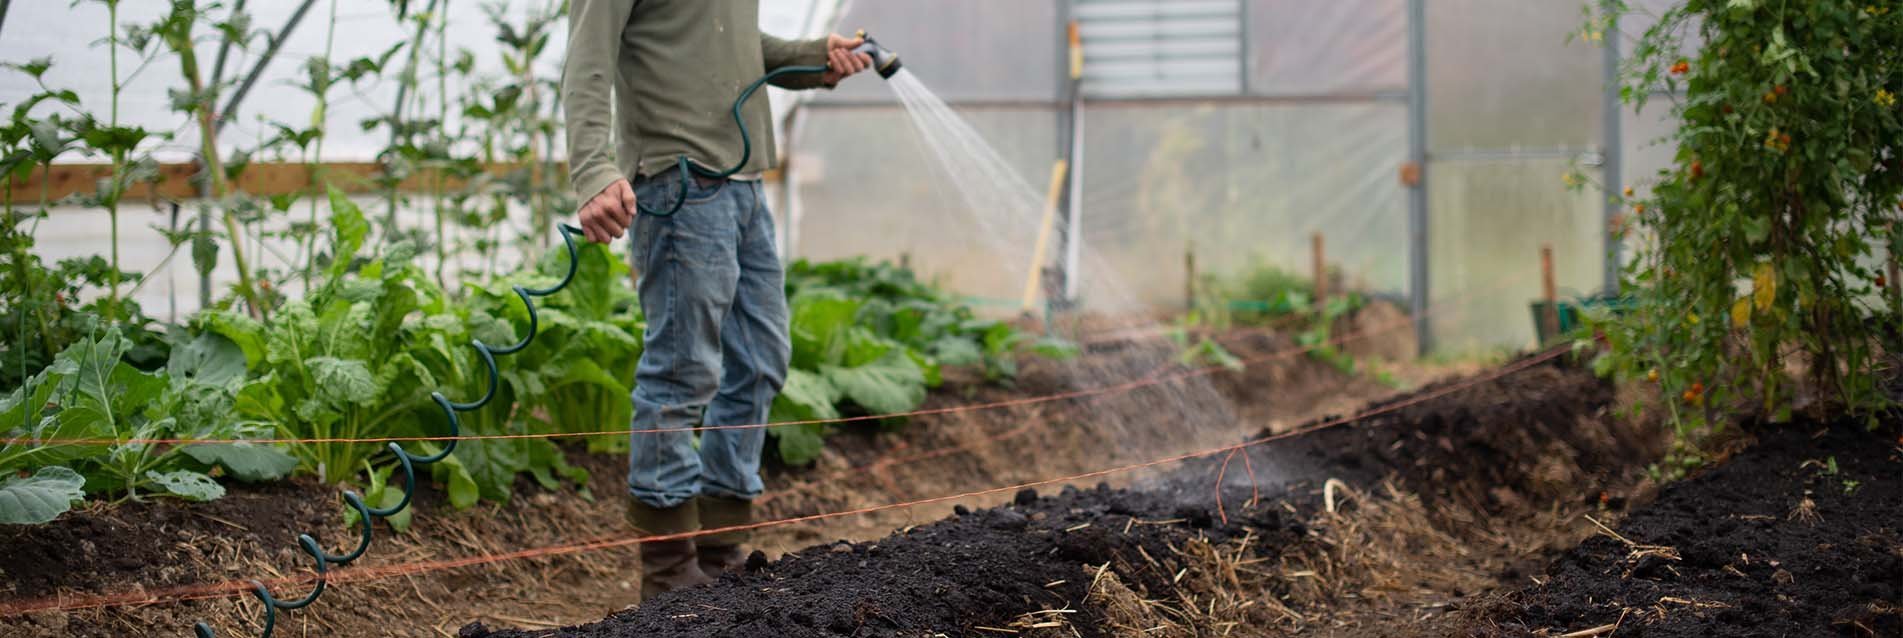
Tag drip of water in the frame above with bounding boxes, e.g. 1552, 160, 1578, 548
879, 69, 1279, 489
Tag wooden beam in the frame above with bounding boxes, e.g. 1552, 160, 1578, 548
8, 161, 783, 204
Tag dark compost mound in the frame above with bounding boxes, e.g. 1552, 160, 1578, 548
1459, 421, 1903, 638
463, 354, 1650, 638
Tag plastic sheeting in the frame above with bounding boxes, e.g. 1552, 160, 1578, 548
1246, 0, 1406, 95
1077, 102, 1408, 311
787, 106, 1056, 302
819, 0, 1063, 104
788, 98, 1408, 315
1427, 158, 1604, 353
1425, 0, 1604, 151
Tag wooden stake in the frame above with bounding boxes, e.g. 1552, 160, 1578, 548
1185, 246, 1197, 313
1312, 232, 1327, 306
1541, 243, 1559, 342
1020, 159, 1070, 312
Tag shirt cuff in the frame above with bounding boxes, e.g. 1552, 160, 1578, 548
572, 163, 625, 207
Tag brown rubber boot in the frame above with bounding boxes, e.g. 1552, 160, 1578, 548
695, 494, 753, 575
627, 498, 713, 601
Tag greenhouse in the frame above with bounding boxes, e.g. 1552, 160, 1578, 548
2, 1, 1898, 637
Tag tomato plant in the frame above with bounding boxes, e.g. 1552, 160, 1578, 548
1590, 0, 1902, 455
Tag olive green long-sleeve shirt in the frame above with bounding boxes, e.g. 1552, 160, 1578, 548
562, 0, 833, 203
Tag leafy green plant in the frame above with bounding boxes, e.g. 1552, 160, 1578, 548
206, 190, 440, 484
1189, 260, 1369, 373
1588, 0, 1902, 446
0, 57, 171, 392
473, 240, 641, 457
766, 258, 1073, 465
415, 271, 588, 507
0, 326, 272, 524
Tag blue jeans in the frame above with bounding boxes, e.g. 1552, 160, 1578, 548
625, 176, 789, 509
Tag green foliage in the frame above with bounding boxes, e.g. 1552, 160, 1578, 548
1591, 0, 1903, 443
0, 467, 86, 525
473, 241, 640, 460
207, 196, 442, 485
764, 258, 1068, 465
1189, 260, 1368, 373
0, 327, 251, 522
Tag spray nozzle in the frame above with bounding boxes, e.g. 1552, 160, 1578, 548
851, 30, 903, 79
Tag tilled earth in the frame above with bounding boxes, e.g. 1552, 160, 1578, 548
463, 354, 1664, 638
464, 486, 1296, 638
1455, 420, 1903, 638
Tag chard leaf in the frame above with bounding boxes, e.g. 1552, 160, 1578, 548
789, 293, 863, 367
197, 311, 268, 368
263, 302, 319, 367
349, 462, 412, 533
928, 336, 984, 367
326, 185, 369, 277
770, 423, 827, 466
446, 462, 480, 509
840, 328, 895, 367
233, 375, 288, 421
774, 368, 842, 421
307, 356, 381, 405
821, 350, 927, 415
146, 470, 225, 502
0, 466, 86, 524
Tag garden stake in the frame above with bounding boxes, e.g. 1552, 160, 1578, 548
1541, 244, 1558, 342
1312, 233, 1327, 307
190, 223, 586, 638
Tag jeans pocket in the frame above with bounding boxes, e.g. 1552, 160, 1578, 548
636, 171, 726, 213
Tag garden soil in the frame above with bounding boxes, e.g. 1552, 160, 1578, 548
460, 353, 1670, 638
0, 329, 1403, 638
1449, 420, 1903, 638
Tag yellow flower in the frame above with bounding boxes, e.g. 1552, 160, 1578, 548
1731, 297, 1751, 329
1753, 263, 1777, 312
1688, 312, 1700, 325
1877, 89, 1897, 108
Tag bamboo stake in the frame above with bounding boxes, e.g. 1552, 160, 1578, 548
1020, 159, 1070, 312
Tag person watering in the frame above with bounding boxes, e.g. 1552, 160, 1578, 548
561, 0, 873, 600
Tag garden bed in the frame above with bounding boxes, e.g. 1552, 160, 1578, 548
460, 353, 1667, 637
1451, 419, 1903, 638
0, 329, 1399, 637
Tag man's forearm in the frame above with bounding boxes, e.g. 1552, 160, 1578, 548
761, 35, 834, 90
562, 0, 634, 201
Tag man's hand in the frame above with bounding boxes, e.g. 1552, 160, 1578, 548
821, 34, 874, 85
579, 179, 636, 243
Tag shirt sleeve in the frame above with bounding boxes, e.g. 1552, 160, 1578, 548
761, 35, 835, 90
562, 0, 636, 204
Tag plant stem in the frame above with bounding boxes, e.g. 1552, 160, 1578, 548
105, 1, 122, 321
433, 0, 450, 289
174, 28, 266, 319
304, 0, 338, 295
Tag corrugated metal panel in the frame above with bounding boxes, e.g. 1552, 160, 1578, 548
1077, 0, 1243, 98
